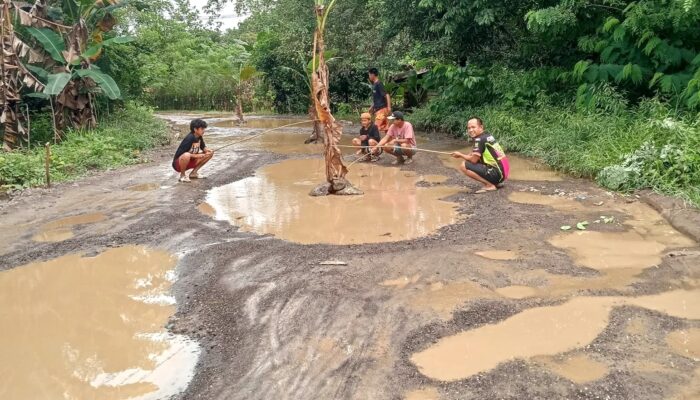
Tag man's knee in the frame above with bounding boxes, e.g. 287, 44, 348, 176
352, 138, 361, 145
179, 153, 191, 163
382, 145, 394, 153
458, 162, 468, 174
368, 139, 378, 146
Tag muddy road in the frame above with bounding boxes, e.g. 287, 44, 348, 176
1, 114, 699, 400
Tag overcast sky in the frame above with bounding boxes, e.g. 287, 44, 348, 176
187, 0, 248, 30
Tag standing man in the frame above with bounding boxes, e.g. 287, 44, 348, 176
172, 118, 214, 182
352, 112, 382, 161
373, 111, 416, 165
451, 117, 510, 193
368, 67, 391, 133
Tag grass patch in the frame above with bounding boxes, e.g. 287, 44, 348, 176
0, 103, 170, 189
410, 100, 700, 207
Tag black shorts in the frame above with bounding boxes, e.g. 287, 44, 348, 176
465, 162, 503, 185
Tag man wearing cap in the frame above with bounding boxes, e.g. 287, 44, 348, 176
373, 111, 416, 165
368, 68, 392, 133
352, 112, 382, 161
451, 117, 510, 193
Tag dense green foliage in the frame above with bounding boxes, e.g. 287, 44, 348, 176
0, 103, 169, 188
3, 0, 699, 204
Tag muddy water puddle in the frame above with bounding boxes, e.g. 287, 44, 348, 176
666, 328, 700, 360
411, 289, 700, 381
0, 246, 199, 399
533, 354, 608, 383
214, 117, 314, 130
205, 158, 462, 244
32, 212, 107, 243
127, 183, 162, 192
404, 387, 441, 400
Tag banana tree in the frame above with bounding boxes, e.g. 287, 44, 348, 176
23, 0, 133, 135
281, 50, 339, 145
1, 0, 50, 150
227, 40, 260, 123
311, 1, 358, 194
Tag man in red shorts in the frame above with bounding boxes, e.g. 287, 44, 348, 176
172, 119, 214, 182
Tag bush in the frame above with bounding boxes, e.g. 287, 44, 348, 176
0, 103, 170, 189
410, 97, 700, 207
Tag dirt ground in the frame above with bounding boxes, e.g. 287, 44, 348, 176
1, 114, 699, 400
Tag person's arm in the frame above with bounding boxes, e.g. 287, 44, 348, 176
358, 128, 368, 142
452, 137, 483, 162
201, 137, 213, 154
373, 130, 394, 150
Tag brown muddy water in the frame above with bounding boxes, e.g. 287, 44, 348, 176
411, 289, 700, 381
204, 158, 462, 244
32, 212, 107, 243
0, 246, 200, 400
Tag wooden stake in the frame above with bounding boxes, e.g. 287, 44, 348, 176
44, 142, 51, 188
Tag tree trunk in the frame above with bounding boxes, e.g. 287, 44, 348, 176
311, 7, 349, 192
1, 1, 22, 150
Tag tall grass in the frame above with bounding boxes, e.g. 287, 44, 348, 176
411, 99, 700, 207
0, 103, 170, 189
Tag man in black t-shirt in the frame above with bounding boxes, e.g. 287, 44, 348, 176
452, 117, 510, 193
368, 68, 392, 133
352, 112, 382, 161
172, 119, 214, 182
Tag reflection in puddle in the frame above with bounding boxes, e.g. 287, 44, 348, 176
32, 212, 107, 243
0, 246, 200, 399
533, 354, 608, 383
420, 175, 448, 184
411, 290, 700, 381
666, 329, 700, 360
206, 158, 461, 244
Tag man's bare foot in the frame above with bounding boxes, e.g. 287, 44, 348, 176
189, 173, 205, 179
178, 175, 191, 183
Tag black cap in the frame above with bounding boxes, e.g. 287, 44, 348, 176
387, 111, 404, 120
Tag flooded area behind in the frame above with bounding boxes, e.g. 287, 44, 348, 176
0, 246, 199, 400
205, 158, 462, 244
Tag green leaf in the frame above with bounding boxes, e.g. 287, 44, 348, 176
81, 44, 103, 60
76, 69, 121, 99
560, 225, 572, 231
239, 65, 258, 81
25, 92, 50, 99
43, 73, 71, 95
25, 65, 50, 81
603, 17, 620, 33
576, 221, 589, 230
101, 36, 136, 46
26, 27, 66, 63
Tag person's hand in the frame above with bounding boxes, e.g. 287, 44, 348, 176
451, 151, 464, 159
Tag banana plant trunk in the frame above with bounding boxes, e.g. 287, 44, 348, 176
235, 87, 244, 122
1, 1, 24, 150
311, 5, 352, 193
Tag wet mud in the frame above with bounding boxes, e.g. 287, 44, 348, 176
1, 114, 699, 400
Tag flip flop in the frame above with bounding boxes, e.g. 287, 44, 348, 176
475, 187, 497, 194
178, 176, 191, 183
189, 174, 206, 179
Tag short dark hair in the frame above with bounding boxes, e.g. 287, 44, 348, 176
190, 118, 208, 132
467, 116, 483, 127
368, 67, 379, 76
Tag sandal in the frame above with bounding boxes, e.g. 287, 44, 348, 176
189, 173, 205, 179
178, 176, 191, 183
475, 187, 497, 194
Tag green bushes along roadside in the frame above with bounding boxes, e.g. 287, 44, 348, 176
0, 103, 170, 190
